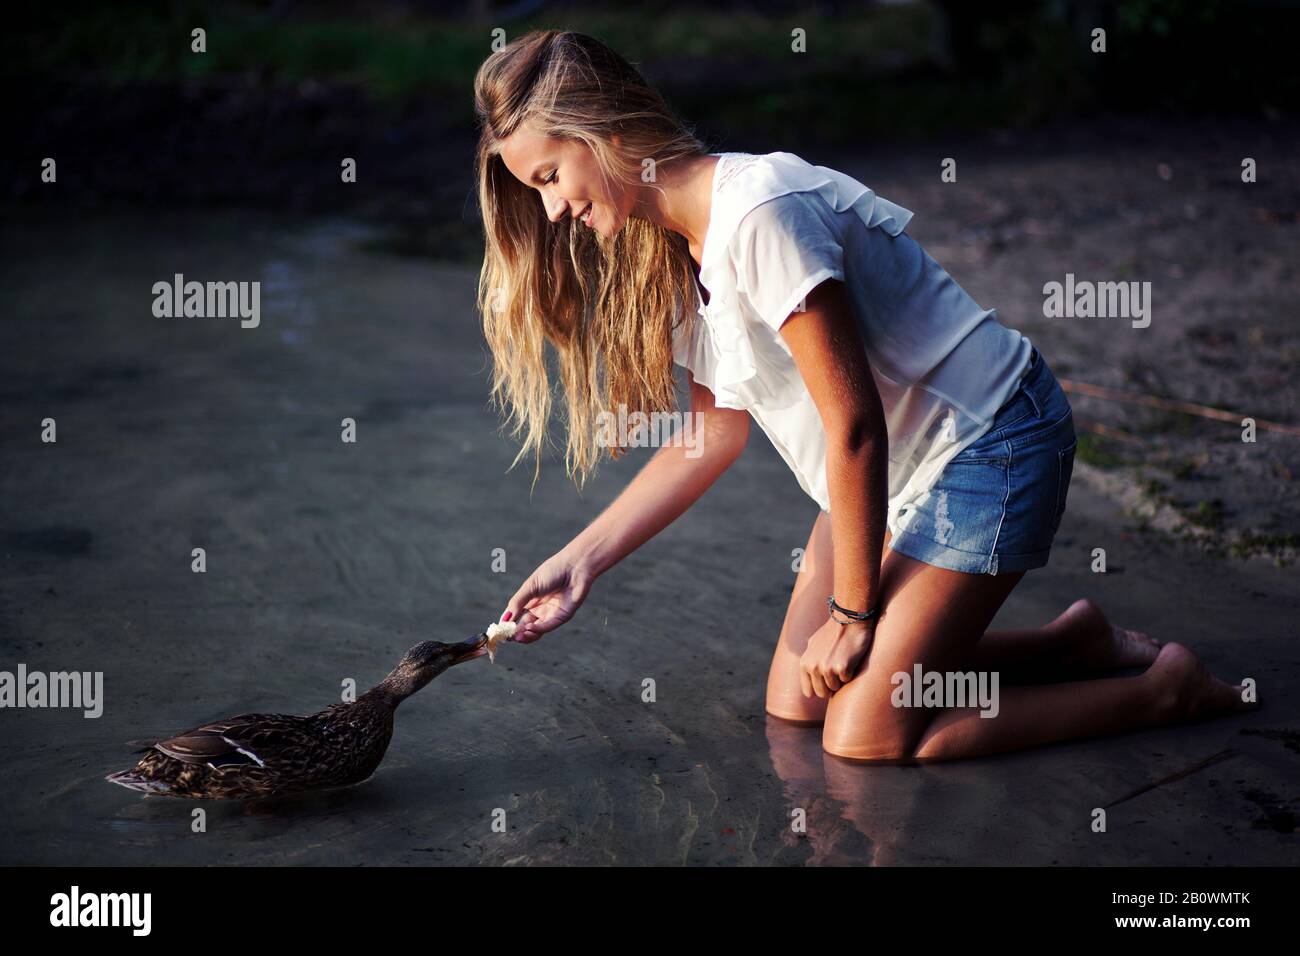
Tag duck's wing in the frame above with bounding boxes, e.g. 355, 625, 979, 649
153, 714, 313, 769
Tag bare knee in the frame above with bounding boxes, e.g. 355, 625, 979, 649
822, 707, 928, 762
765, 694, 828, 725
822, 732, 919, 764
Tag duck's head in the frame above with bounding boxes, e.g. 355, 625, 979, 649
406, 635, 490, 670
381, 635, 488, 700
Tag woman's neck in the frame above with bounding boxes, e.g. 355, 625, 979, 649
636, 153, 720, 261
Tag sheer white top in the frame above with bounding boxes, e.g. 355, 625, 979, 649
672, 151, 1033, 533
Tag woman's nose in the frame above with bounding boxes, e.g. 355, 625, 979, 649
543, 191, 570, 223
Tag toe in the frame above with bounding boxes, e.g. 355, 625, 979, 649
1126, 627, 1159, 647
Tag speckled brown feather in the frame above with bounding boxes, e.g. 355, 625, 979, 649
107, 635, 487, 799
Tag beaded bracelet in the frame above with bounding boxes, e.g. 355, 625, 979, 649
827, 596, 879, 625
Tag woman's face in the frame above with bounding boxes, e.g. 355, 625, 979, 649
499, 123, 625, 238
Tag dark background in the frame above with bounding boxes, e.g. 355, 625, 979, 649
7, 0, 1299, 255
1, 1, 1296, 868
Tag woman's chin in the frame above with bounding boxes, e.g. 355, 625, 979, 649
600, 210, 625, 238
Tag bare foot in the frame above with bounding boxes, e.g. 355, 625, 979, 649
1053, 598, 1162, 671
1146, 642, 1257, 723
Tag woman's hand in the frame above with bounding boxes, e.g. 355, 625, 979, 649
799, 617, 875, 698
500, 552, 595, 644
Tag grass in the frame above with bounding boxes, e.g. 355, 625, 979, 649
1075, 433, 1124, 470
22, 7, 497, 103
1138, 477, 1171, 502
12, 0, 1297, 132
5, 2, 1143, 139
1184, 497, 1227, 529
11, 2, 936, 106
1228, 530, 1300, 565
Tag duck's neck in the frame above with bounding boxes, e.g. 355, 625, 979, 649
358, 684, 403, 709
364, 669, 435, 709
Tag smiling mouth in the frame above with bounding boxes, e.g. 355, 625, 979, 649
580, 202, 594, 226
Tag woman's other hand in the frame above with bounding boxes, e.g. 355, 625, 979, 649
799, 618, 875, 698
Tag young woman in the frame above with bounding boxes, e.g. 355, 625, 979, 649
473, 30, 1254, 763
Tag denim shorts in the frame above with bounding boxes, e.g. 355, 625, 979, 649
887, 347, 1078, 575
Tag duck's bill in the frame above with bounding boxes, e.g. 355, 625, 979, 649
450, 633, 490, 664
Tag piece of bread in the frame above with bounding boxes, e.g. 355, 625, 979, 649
484, 620, 518, 663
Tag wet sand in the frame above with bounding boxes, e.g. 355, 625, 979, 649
0, 210, 1295, 865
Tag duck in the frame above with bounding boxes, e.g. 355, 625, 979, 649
106, 633, 491, 799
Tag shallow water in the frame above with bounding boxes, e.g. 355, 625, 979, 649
1, 210, 1295, 865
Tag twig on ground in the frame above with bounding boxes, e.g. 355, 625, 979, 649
1059, 379, 1300, 437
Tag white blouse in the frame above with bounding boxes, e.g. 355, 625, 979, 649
673, 151, 1033, 533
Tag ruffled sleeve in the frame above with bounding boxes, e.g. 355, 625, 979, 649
681, 151, 914, 413
679, 264, 794, 411
729, 191, 846, 334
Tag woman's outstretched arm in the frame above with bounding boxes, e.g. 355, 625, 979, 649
568, 371, 750, 578
503, 371, 750, 640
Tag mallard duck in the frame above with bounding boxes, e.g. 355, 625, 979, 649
106, 633, 490, 799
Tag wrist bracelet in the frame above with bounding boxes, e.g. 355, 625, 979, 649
827, 595, 879, 625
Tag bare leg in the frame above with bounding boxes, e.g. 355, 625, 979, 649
767, 513, 1163, 728
820, 547, 1256, 764
821, 549, 1024, 760
911, 643, 1256, 762
765, 511, 873, 724
967, 599, 1163, 683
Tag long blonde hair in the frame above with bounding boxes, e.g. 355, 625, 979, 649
473, 29, 708, 493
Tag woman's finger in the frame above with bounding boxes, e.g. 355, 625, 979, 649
504, 585, 552, 631
824, 668, 842, 694
503, 586, 535, 625
832, 653, 856, 686
506, 609, 540, 640
526, 608, 568, 637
